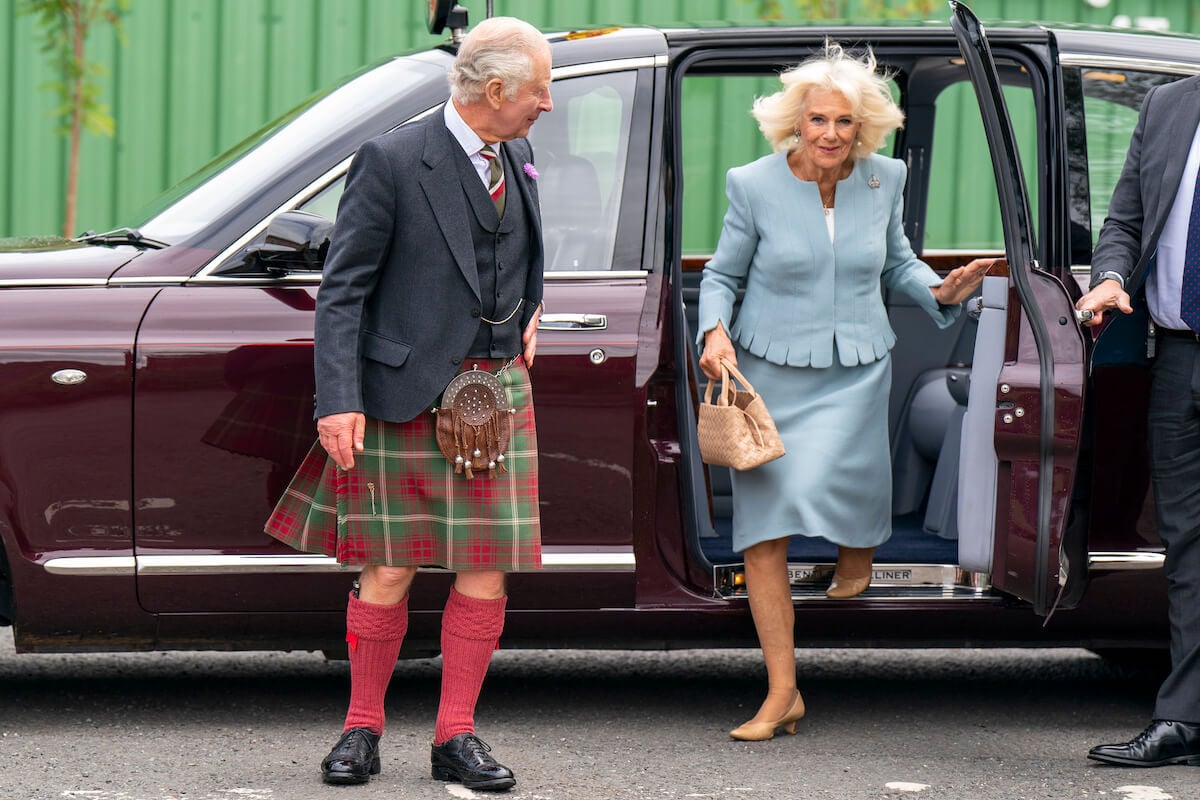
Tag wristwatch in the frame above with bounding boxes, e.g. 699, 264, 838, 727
1089, 270, 1126, 290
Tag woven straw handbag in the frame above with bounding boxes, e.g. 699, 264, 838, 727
697, 359, 785, 470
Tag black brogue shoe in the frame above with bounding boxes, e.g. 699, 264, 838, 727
430, 733, 516, 791
321, 727, 382, 784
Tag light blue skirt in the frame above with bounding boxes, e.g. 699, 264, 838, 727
730, 349, 892, 552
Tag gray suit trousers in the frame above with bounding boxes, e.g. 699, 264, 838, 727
1148, 335, 1200, 722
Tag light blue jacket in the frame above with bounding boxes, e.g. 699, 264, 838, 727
697, 151, 958, 368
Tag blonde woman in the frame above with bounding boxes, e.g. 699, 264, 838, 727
697, 43, 994, 741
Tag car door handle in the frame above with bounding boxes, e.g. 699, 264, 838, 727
538, 313, 607, 331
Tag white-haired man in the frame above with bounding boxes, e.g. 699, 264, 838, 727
265, 16, 552, 791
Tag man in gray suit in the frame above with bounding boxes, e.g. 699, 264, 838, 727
1077, 74, 1200, 768
265, 15, 552, 791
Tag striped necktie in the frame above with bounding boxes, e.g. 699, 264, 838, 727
480, 145, 505, 217
1182, 160, 1200, 332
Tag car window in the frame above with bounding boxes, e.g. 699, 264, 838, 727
1078, 68, 1182, 247
924, 75, 1040, 252
527, 70, 638, 272
299, 180, 344, 222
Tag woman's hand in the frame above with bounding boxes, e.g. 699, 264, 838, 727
930, 257, 1000, 306
699, 322, 736, 381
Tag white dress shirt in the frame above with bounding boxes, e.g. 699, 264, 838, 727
443, 100, 497, 191
1147, 118, 1200, 330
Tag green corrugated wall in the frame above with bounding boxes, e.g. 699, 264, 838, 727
1, 0, 1197, 240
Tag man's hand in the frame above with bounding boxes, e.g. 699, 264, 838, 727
318, 411, 366, 470
1075, 279, 1133, 328
523, 308, 541, 368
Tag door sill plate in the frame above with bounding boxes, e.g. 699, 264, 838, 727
713, 562, 991, 600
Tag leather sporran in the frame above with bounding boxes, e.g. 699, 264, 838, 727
434, 366, 514, 480
697, 359, 785, 470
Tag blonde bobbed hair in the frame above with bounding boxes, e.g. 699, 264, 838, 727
752, 41, 904, 160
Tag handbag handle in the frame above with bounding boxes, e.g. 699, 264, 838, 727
702, 358, 757, 407
700, 358, 771, 449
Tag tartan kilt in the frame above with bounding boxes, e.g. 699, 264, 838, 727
264, 357, 541, 571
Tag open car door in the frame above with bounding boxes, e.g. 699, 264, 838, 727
951, 1, 1087, 615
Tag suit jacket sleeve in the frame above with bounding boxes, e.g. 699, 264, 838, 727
1091, 84, 1157, 283
314, 138, 396, 417
879, 159, 959, 329
696, 167, 758, 346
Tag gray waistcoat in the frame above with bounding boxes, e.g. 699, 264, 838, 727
454, 144, 535, 359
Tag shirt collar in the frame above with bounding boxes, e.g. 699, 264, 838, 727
443, 100, 489, 158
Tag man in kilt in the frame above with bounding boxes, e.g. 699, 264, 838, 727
265, 16, 552, 792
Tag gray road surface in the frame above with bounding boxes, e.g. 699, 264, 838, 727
0, 628, 1196, 800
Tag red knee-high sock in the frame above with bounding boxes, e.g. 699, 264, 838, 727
434, 588, 506, 744
343, 591, 409, 735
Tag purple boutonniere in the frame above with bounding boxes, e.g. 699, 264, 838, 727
522, 162, 539, 180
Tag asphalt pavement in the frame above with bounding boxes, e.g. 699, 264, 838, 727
1, 627, 1196, 800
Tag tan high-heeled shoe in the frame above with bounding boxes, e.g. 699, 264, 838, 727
729, 692, 806, 741
826, 546, 874, 599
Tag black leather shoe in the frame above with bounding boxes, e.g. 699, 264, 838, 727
321, 727, 382, 785
1088, 720, 1200, 767
431, 733, 516, 791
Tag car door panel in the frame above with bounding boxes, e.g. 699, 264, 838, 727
535, 280, 645, 548
0, 286, 158, 646
131, 285, 359, 613
951, 1, 1087, 614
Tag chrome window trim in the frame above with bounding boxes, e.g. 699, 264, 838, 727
1059, 54, 1200, 77
44, 549, 635, 576
552, 56, 659, 79
107, 275, 193, 286
545, 270, 646, 280
189, 272, 648, 287
186, 272, 322, 287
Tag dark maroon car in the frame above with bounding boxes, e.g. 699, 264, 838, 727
0, 3, 1190, 660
